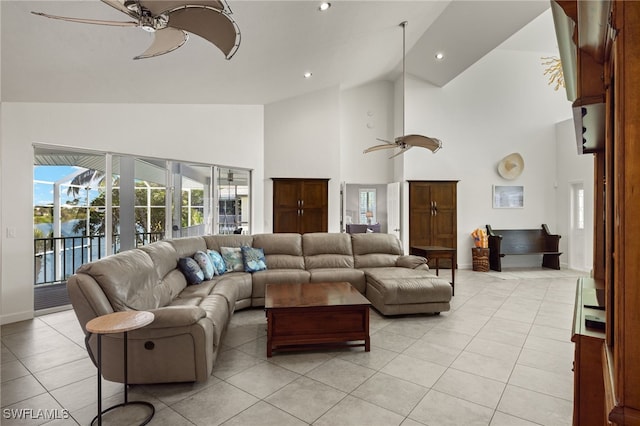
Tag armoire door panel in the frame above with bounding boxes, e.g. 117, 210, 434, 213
274, 181, 301, 209
273, 209, 300, 233
300, 209, 327, 233
301, 181, 327, 209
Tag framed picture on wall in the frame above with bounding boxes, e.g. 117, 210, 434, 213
493, 185, 524, 208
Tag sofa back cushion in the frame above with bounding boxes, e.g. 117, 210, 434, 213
168, 236, 207, 258
76, 249, 163, 311
139, 241, 184, 304
252, 233, 305, 270
303, 233, 354, 269
351, 233, 403, 268
203, 235, 254, 252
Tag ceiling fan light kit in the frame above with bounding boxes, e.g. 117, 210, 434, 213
31, 0, 241, 60
364, 21, 443, 158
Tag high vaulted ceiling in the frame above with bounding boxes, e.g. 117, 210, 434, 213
1, 0, 555, 105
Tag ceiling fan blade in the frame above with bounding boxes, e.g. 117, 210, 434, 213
389, 146, 412, 159
167, 6, 240, 59
134, 27, 188, 59
31, 11, 138, 27
401, 134, 443, 153
100, 0, 140, 19
139, 0, 227, 16
363, 144, 399, 154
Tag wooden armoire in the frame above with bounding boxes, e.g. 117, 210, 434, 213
408, 181, 458, 268
272, 178, 328, 233
553, 1, 640, 425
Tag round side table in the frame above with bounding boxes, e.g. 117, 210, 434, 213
86, 311, 155, 426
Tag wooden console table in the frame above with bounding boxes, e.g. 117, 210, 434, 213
86, 311, 155, 426
409, 245, 456, 295
571, 277, 605, 426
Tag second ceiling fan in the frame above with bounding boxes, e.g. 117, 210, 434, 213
364, 21, 442, 158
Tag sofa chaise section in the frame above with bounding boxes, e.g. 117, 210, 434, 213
351, 233, 453, 315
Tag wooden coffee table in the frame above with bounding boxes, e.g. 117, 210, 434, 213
265, 282, 371, 357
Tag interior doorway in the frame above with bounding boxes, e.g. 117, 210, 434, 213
569, 181, 586, 270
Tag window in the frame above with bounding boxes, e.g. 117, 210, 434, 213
359, 189, 376, 224
576, 187, 585, 230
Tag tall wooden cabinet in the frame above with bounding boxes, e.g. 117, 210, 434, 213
554, 1, 640, 424
408, 181, 458, 268
272, 178, 328, 233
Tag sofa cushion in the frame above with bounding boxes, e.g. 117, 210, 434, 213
396, 255, 429, 270
178, 257, 204, 285
351, 233, 403, 268
252, 233, 305, 270
216, 272, 253, 301
194, 251, 215, 279
221, 247, 244, 272
241, 246, 267, 272
139, 241, 178, 280
169, 236, 207, 258
158, 269, 188, 302
303, 233, 354, 269
308, 269, 366, 293
363, 267, 451, 304
251, 269, 311, 300
76, 249, 160, 311
204, 235, 254, 252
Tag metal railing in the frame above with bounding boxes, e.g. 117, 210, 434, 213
34, 232, 164, 285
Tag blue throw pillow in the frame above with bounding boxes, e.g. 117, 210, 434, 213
193, 250, 215, 280
220, 247, 244, 272
178, 257, 204, 285
207, 249, 226, 275
241, 246, 267, 272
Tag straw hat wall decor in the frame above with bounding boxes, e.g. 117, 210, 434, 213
497, 153, 524, 180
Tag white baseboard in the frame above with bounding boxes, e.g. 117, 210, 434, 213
0, 310, 34, 325
35, 305, 73, 317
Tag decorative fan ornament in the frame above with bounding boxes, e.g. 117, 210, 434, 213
32, 0, 241, 60
364, 21, 442, 158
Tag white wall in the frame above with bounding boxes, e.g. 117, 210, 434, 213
263, 87, 341, 232
401, 49, 573, 267
555, 118, 594, 271
339, 81, 395, 184
0, 102, 264, 324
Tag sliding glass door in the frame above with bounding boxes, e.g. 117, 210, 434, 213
33, 145, 252, 310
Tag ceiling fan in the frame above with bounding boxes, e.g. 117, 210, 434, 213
364, 21, 442, 159
31, 0, 241, 60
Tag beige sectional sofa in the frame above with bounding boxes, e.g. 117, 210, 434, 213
67, 232, 452, 384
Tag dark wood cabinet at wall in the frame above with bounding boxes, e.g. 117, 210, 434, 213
272, 178, 328, 233
408, 181, 458, 268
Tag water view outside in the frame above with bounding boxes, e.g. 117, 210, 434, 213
34, 165, 168, 284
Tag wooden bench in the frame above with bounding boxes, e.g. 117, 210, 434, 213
485, 224, 562, 272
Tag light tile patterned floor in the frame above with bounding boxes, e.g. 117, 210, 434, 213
1, 268, 582, 425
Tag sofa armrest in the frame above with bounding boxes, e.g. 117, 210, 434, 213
146, 306, 207, 329
396, 255, 429, 270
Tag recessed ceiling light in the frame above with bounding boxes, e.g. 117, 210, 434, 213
304, 71, 313, 79
435, 52, 445, 60
318, 2, 331, 11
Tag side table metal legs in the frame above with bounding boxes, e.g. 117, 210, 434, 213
89, 332, 155, 426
